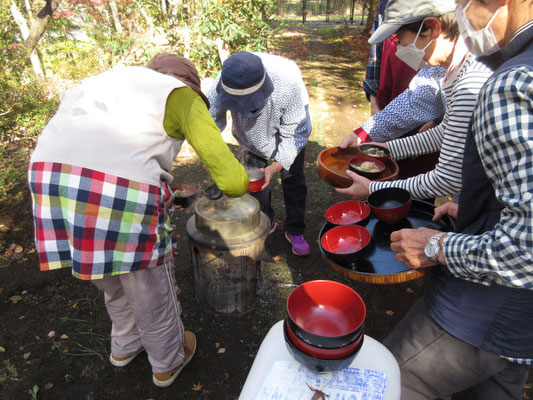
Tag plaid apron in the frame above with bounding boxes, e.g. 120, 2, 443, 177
28, 162, 175, 280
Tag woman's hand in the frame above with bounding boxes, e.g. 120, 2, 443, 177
433, 201, 458, 221
335, 170, 371, 201
339, 133, 360, 149
390, 227, 442, 269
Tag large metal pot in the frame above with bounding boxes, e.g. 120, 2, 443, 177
187, 194, 270, 313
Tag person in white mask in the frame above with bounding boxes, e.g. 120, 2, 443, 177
384, 0, 533, 398
337, 0, 492, 204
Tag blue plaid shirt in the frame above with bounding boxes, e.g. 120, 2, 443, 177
442, 22, 533, 365
444, 23, 533, 290
363, 0, 388, 97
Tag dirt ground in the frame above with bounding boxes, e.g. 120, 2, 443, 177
0, 22, 531, 400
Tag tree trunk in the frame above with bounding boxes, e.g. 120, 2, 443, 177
23, 0, 62, 53
135, 0, 154, 28
108, 0, 123, 33
10, 0, 44, 76
364, 0, 379, 34
302, 0, 307, 24
326, 0, 330, 22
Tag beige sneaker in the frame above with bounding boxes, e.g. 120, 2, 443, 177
152, 331, 196, 388
109, 348, 144, 367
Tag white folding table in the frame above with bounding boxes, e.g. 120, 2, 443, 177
239, 320, 401, 400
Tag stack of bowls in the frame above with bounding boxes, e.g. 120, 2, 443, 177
284, 280, 366, 372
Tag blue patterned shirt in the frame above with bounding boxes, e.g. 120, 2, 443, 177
362, 66, 446, 142
207, 53, 312, 170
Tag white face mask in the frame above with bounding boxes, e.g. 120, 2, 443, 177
395, 23, 434, 71
456, 0, 501, 57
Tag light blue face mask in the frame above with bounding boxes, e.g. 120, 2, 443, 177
456, 0, 501, 56
395, 22, 433, 71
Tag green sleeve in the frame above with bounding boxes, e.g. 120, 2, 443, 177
163, 87, 248, 197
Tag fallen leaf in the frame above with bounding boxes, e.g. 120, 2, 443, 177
13, 245, 23, 254
192, 382, 203, 391
60, 334, 69, 339
45, 383, 54, 390
214, 342, 220, 348
405, 288, 415, 294
21, 290, 28, 295
0, 346, 5, 352
525, 383, 532, 389
386, 310, 395, 316
35, 336, 40, 340
19, 316, 25, 320
48, 331, 56, 338
9, 295, 22, 303
273, 256, 281, 262
23, 352, 31, 360
217, 348, 225, 353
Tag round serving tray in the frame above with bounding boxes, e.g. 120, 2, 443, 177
319, 199, 455, 284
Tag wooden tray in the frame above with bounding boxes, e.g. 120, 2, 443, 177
318, 200, 455, 284
317, 147, 399, 188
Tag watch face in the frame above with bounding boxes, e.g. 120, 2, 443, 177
425, 242, 437, 258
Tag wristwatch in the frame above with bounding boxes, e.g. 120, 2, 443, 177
424, 232, 446, 264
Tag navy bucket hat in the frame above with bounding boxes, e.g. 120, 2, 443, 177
216, 52, 274, 113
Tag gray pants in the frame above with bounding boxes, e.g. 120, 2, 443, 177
383, 298, 529, 400
92, 259, 185, 374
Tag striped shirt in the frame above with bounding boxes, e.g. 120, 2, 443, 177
370, 55, 492, 199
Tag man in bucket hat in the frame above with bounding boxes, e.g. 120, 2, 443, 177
207, 52, 312, 256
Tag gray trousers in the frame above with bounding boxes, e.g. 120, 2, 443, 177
383, 298, 529, 400
92, 259, 185, 374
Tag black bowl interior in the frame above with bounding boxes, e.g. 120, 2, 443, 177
367, 187, 411, 209
283, 321, 364, 372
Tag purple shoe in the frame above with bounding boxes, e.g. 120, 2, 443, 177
269, 220, 278, 235
285, 232, 310, 256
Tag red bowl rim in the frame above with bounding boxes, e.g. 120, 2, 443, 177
283, 320, 365, 362
284, 319, 362, 359
286, 280, 367, 338
320, 225, 372, 254
325, 200, 371, 225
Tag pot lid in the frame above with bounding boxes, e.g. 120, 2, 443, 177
195, 194, 259, 223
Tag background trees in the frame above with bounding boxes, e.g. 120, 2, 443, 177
0, 0, 368, 204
